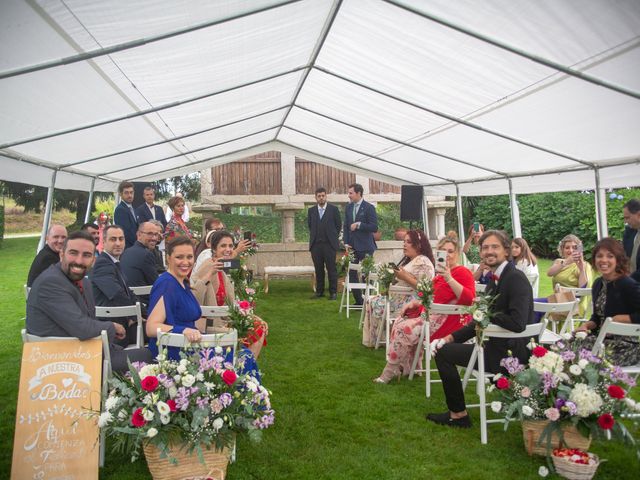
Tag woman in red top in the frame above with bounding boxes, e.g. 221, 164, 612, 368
374, 234, 475, 383
191, 231, 268, 359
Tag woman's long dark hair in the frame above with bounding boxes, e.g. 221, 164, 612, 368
397, 229, 434, 267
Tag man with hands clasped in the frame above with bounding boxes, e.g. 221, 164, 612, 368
426, 230, 534, 428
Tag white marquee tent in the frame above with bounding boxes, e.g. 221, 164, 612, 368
1, 0, 640, 244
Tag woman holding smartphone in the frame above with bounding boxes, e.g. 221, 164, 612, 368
547, 234, 593, 315
463, 222, 483, 264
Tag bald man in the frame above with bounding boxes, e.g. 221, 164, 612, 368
26, 224, 68, 287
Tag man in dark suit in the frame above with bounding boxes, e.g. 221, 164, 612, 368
622, 199, 640, 281
26, 230, 152, 373
27, 224, 68, 287
308, 187, 342, 300
427, 230, 534, 428
113, 181, 138, 249
90, 225, 141, 347
120, 222, 163, 302
343, 183, 378, 305
135, 186, 167, 230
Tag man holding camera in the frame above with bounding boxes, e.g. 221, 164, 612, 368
308, 187, 342, 300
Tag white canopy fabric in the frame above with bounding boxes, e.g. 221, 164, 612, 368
1, 0, 639, 195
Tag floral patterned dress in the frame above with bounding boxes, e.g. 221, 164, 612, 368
362, 255, 434, 347
165, 215, 193, 242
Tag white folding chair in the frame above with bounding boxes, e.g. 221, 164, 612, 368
461, 321, 547, 444
359, 272, 379, 329
533, 300, 579, 335
557, 285, 593, 325
408, 303, 468, 397
475, 283, 486, 294
376, 285, 413, 351
95, 302, 144, 348
525, 272, 539, 297
129, 285, 153, 296
22, 329, 111, 466
591, 318, 640, 380
198, 305, 231, 333
339, 263, 366, 318
156, 328, 239, 366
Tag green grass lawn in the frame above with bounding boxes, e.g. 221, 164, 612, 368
1, 239, 638, 479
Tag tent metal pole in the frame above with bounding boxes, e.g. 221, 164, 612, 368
37, 170, 57, 253
508, 178, 522, 238
421, 187, 429, 239
84, 177, 96, 223
455, 184, 465, 245
594, 168, 608, 239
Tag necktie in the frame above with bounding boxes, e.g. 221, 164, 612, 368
353, 203, 359, 222
319, 207, 324, 220
631, 231, 640, 272
115, 262, 128, 290
128, 204, 137, 223
489, 272, 500, 283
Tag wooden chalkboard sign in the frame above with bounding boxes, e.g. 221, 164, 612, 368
11, 338, 103, 480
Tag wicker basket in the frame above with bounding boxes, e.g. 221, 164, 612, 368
143, 442, 229, 480
552, 454, 599, 480
522, 420, 591, 456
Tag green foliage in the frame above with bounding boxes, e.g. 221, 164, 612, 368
190, 212, 283, 243
92, 197, 116, 222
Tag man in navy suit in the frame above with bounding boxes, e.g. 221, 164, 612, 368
622, 199, 640, 282
343, 183, 378, 305
308, 187, 342, 300
135, 186, 168, 231
113, 181, 138, 249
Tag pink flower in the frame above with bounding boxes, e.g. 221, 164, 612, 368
544, 407, 560, 421
131, 408, 146, 427
521, 387, 531, 398
607, 385, 625, 399
496, 377, 510, 390
222, 370, 237, 385
532, 346, 548, 358
238, 300, 251, 311
140, 376, 159, 392
597, 413, 615, 430
417, 292, 424, 297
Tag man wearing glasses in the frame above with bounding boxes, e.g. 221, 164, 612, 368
120, 222, 164, 302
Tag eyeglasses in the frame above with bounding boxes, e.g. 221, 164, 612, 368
141, 231, 162, 237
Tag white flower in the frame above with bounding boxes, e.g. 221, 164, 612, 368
177, 364, 187, 374
117, 409, 128, 420
578, 359, 589, 369
624, 398, 637, 409
179, 359, 188, 366
493, 373, 502, 380
487, 384, 495, 393
529, 350, 564, 375
215, 346, 223, 354
142, 395, 153, 406
522, 405, 534, 417
212, 418, 224, 431
527, 339, 536, 350
139, 364, 158, 379
157, 401, 170, 416
538, 466, 549, 477
575, 331, 588, 340
561, 333, 572, 341
521, 387, 531, 398
181, 374, 195, 387
105, 396, 118, 411
569, 383, 603, 417
569, 364, 582, 376
143, 409, 155, 421
204, 382, 215, 391
473, 310, 485, 321
196, 372, 204, 382
246, 381, 258, 393
160, 414, 170, 425
97, 411, 113, 428
169, 386, 177, 398
147, 427, 158, 438
490, 401, 502, 413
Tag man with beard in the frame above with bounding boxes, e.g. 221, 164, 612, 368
26, 224, 67, 287
113, 181, 138, 249
81, 223, 100, 255
90, 225, 142, 347
120, 222, 163, 298
426, 230, 534, 429
26, 231, 152, 373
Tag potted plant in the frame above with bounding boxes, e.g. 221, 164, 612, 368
93, 346, 274, 480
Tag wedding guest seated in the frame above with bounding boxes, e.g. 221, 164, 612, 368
26, 230, 152, 373
120, 222, 164, 303
426, 230, 534, 428
546, 234, 593, 316
193, 222, 250, 277
623, 199, 640, 281
362, 230, 434, 348
80, 222, 100, 252
511, 237, 538, 277
148, 219, 167, 274
373, 234, 474, 383
190, 230, 268, 359
90, 225, 144, 347
165, 195, 194, 242
195, 218, 224, 259
576, 237, 640, 366
26, 224, 67, 287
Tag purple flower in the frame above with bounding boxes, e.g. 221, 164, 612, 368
499, 357, 524, 375
196, 396, 209, 409
541, 372, 559, 395
564, 401, 578, 415
158, 373, 175, 388
175, 387, 192, 411
608, 366, 637, 387
579, 349, 602, 363
253, 411, 275, 429
555, 398, 566, 409
560, 350, 576, 362
219, 393, 233, 408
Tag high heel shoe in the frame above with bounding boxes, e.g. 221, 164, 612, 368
373, 364, 401, 384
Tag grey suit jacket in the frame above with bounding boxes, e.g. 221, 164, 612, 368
26, 263, 116, 342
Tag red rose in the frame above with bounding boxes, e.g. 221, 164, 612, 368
222, 370, 237, 385
607, 385, 625, 399
238, 300, 251, 311
131, 408, 146, 427
532, 346, 548, 358
166, 399, 177, 412
597, 413, 614, 430
417, 292, 424, 297
496, 377, 510, 390
140, 375, 159, 392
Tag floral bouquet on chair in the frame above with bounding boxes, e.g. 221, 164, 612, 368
360, 254, 376, 278
226, 299, 258, 345
489, 334, 638, 458
461, 294, 496, 344
416, 277, 434, 311
336, 249, 355, 277
92, 348, 274, 464
375, 263, 396, 296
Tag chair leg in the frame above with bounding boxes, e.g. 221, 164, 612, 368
263, 273, 269, 294
408, 323, 425, 380
425, 324, 432, 397
477, 349, 488, 444
462, 348, 478, 391
339, 281, 346, 313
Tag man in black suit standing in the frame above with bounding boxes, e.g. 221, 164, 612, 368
113, 181, 138, 249
135, 186, 168, 231
622, 199, 640, 281
343, 183, 378, 305
427, 230, 534, 428
308, 187, 342, 300
90, 225, 141, 347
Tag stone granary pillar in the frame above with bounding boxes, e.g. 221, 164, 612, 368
274, 203, 304, 243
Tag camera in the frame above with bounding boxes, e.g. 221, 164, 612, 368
221, 259, 241, 272
435, 250, 448, 264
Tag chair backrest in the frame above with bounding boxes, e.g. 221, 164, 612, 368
475, 283, 486, 294
348, 263, 362, 274
591, 318, 640, 356
484, 320, 547, 339
557, 285, 592, 298
24, 284, 30, 300
430, 303, 467, 315
95, 302, 142, 319
156, 328, 238, 365
129, 285, 153, 296
533, 300, 578, 316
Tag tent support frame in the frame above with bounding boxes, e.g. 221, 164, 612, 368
84, 177, 96, 224
594, 168, 608, 239
455, 184, 465, 246
37, 170, 58, 253
508, 178, 522, 239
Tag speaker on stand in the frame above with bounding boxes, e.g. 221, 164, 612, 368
400, 185, 423, 230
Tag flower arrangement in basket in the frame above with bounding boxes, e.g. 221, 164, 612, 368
461, 293, 496, 344
375, 262, 396, 296
552, 448, 600, 480
489, 333, 638, 463
93, 347, 274, 473
336, 249, 355, 277
360, 254, 376, 278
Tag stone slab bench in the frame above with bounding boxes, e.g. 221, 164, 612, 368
263, 266, 316, 293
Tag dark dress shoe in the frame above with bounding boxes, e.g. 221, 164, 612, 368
426, 412, 471, 428
328, 294, 337, 300
311, 293, 324, 299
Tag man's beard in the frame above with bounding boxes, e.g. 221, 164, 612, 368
65, 263, 87, 281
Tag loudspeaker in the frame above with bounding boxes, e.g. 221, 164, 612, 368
400, 185, 423, 221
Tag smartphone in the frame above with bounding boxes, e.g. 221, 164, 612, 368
435, 250, 448, 264
473, 222, 480, 233
222, 259, 241, 272
243, 231, 253, 241
576, 244, 583, 254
